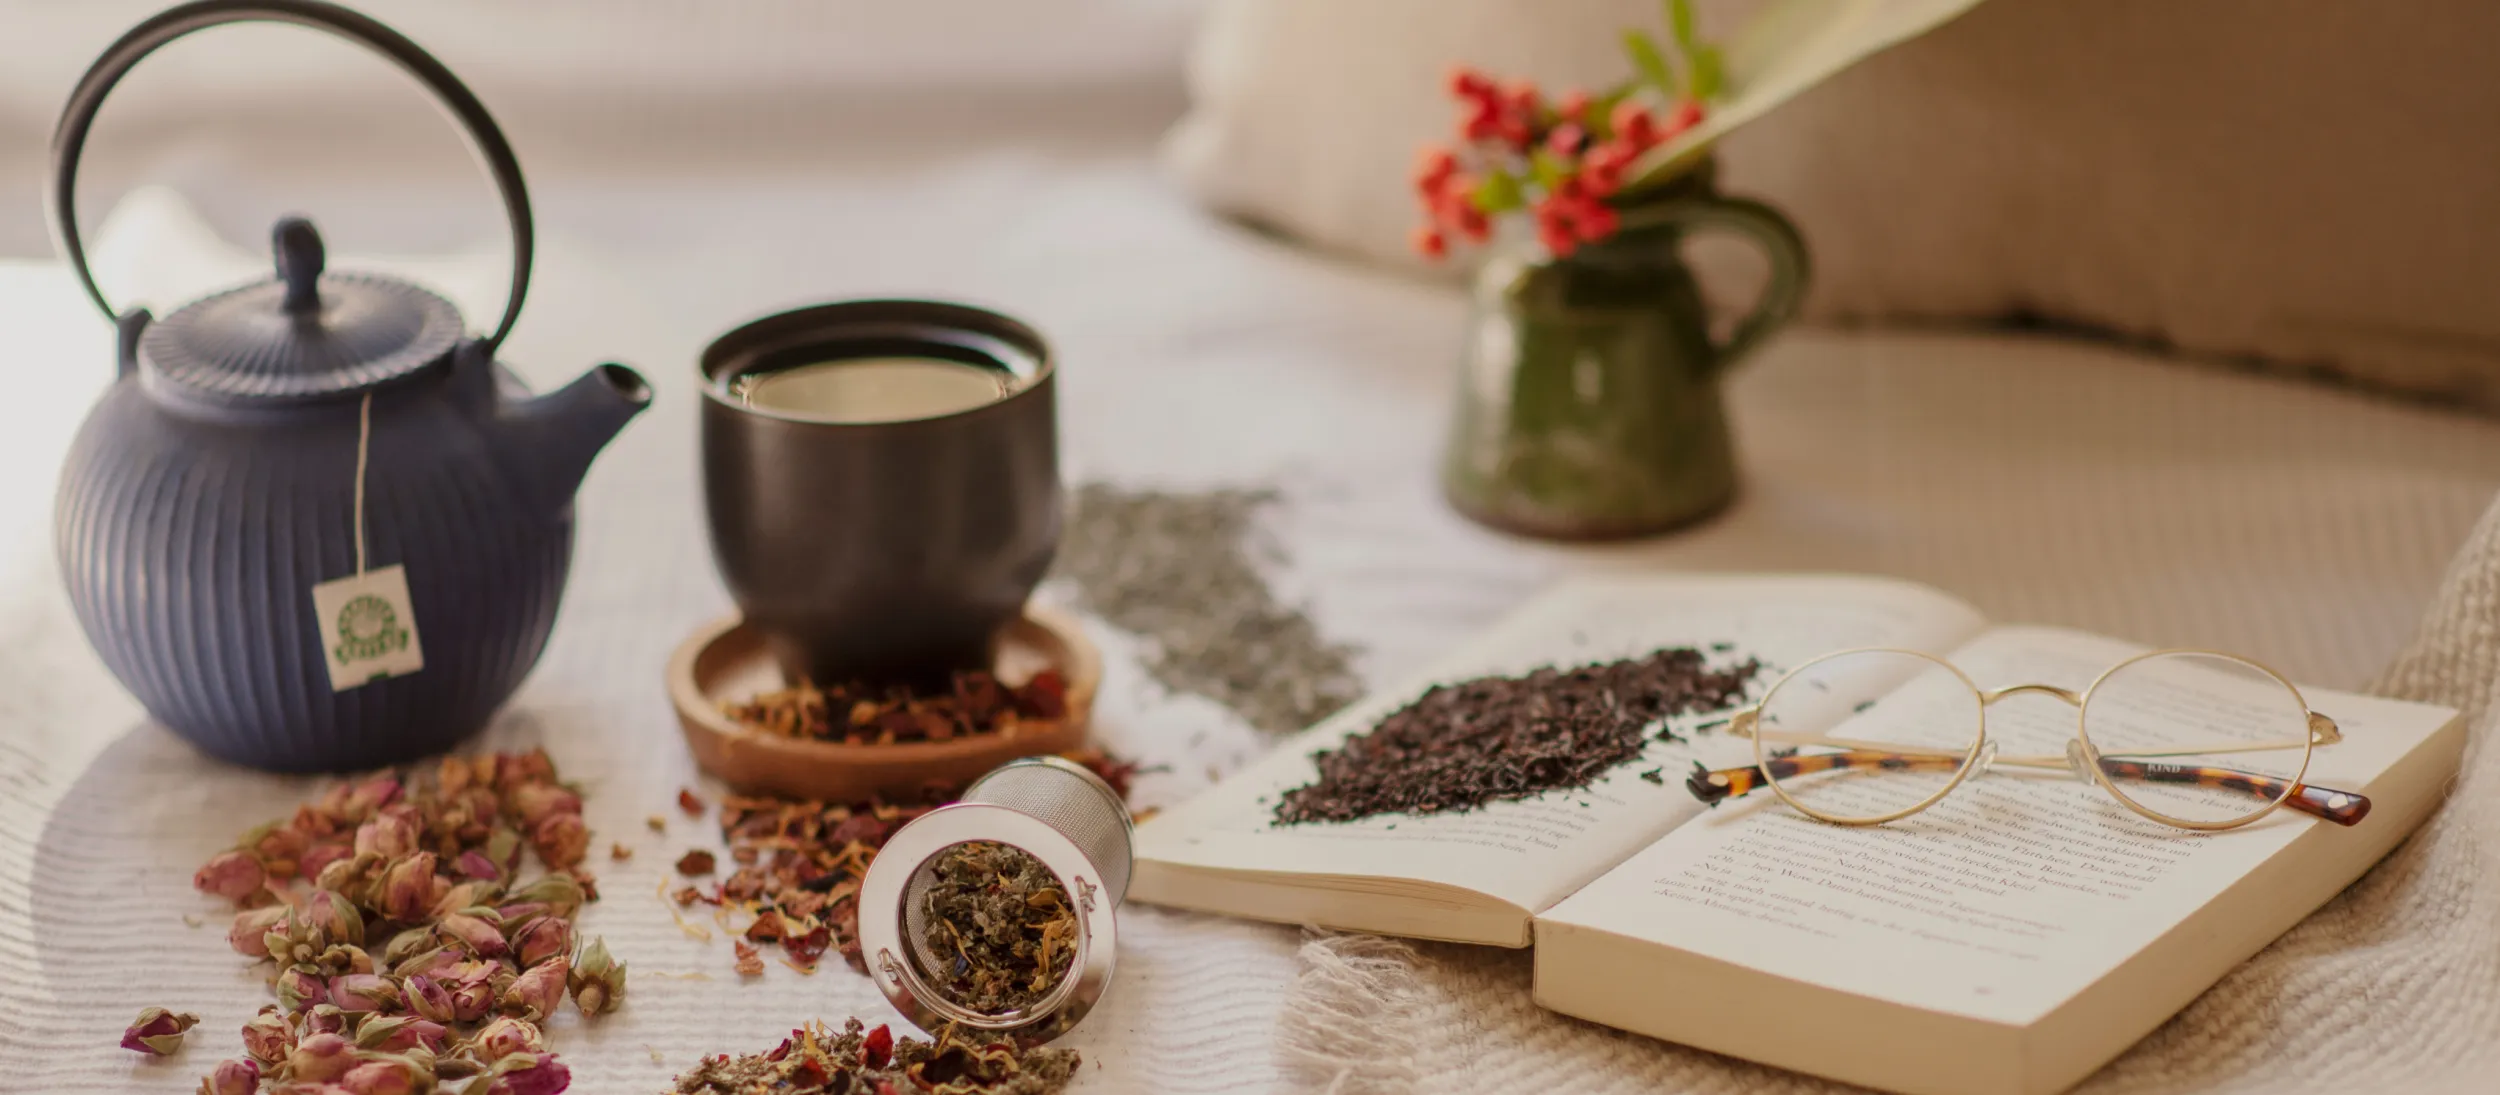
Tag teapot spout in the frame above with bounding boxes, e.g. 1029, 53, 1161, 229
500, 363, 652, 507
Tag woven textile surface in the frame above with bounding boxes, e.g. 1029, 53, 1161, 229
5, 161, 2500, 1092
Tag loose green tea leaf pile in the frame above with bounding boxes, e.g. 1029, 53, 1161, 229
917, 842, 1077, 1015
1052, 483, 1365, 734
1273, 647, 1761, 824
672, 751, 1135, 979
666, 1018, 1079, 1095
720, 669, 1068, 745
185, 750, 622, 1094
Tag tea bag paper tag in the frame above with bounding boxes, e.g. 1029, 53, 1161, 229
311, 564, 424, 691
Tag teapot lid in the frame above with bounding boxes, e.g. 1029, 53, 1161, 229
139, 217, 464, 403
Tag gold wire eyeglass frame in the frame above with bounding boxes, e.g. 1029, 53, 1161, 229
1685, 647, 2370, 832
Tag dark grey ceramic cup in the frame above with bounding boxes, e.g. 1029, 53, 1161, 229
700, 300, 1060, 685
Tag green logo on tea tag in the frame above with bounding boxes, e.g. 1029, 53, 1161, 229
310, 564, 425, 691
333, 593, 410, 663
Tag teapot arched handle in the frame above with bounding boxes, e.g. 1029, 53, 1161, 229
46, 0, 534, 349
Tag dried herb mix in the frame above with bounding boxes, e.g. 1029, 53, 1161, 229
1052, 483, 1365, 734
1273, 647, 1761, 824
917, 842, 1077, 1014
667, 1018, 1079, 1095
673, 750, 1135, 979
721, 669, 1068, 745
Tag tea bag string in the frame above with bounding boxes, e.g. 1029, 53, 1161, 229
352, 391, 372, 575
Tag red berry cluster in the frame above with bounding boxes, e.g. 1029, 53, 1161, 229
1413, 66, 1704, 261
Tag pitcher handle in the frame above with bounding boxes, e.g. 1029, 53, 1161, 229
1621, 196, 1810, 370
46, 0, 535, 349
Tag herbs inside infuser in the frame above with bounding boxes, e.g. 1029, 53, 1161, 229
917, 842, 1079, 1015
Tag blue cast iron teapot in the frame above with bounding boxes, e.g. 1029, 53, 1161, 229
47, 0, 650, 771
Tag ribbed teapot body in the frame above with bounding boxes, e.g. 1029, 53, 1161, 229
55, 377, 573, 771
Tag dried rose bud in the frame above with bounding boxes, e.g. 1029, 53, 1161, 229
376, 852, 440, 923
353, 807, 421, 860
341, 776, 403, 821
228, 905, 289, 959
263, 908, 326, 967
298, 841, 355, 883
484, 827, 524, 874
454, 849, 503, 881
197, 1057, 259, 1095
315, 943, 375, 976
529, 812, 590, 869
275, 967, 328, 1013
468, 1016, 544, 1061
328, 972, 403, 1013
303, 890, 366, 949
249, 824, 311, 881
438, 910, 507, 957
495, 901, 549, 930
504, 875, 584, 919
239, 1005, 295, 1065
486, 1050, 571, 1095
303, 1004, 348, 1037
194, 851, 266, 903
378, 927, 435, 969
507, 784, 581, 829
317, 850, 384, 895
338, 1062, 415, 1095
499, 956, 568, 1022
404, 974, 455, 1022
511, 916, 570, 968
431, 879, 505, 921
392, 945, 460, 981
567, 936, 626, 1017
288, 1032, 357, 1083
121, 1007, 199, 1055
355, 1014, 448, 1055
447, 967, 498, 1022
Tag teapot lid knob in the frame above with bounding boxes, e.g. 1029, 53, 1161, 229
275, 217, 325, 313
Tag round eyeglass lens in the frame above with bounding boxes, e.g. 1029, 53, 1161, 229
2079, 652, 2312, 827
1755, 650, 1984, 823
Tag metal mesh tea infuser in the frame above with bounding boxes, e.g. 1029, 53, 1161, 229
859, 756, 1133, 1043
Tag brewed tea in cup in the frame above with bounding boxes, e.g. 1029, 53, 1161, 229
701, 301, 1060, 685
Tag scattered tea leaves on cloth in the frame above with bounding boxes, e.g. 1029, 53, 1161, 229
917, 842, 1077, 1015
667, 1017, 1080, 1094
1274, 648, 1761, 824
1052, 483, 1365, 734
674, 750, 1136, 979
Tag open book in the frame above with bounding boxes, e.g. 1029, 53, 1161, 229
1130, 574, 2464, 1095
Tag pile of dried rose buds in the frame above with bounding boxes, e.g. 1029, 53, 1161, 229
182, 750, 624, 1095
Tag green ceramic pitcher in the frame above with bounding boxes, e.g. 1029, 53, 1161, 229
1441, 169, 1809, 540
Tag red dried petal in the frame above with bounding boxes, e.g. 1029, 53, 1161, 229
861, 1024, 894, 1070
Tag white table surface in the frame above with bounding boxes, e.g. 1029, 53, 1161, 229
5, 109, 2500, 1093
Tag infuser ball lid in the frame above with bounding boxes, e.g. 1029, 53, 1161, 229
858, 756, 1134, 1044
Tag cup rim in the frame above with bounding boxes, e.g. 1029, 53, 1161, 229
698, 298, 1053, 428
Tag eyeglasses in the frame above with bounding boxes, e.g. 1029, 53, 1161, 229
1684, 648, 2369, 831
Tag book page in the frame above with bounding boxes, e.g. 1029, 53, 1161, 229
1131, 574, 1987, 922
1541, 625, 2459, 1022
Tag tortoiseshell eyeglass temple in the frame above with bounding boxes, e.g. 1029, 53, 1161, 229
1684, 752, 2371, 826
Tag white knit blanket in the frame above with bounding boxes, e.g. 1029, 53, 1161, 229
5, 176, 2500, 1093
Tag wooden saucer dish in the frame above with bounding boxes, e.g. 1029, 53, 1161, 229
668, 605, 1100, 801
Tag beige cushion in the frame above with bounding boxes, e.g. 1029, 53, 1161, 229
1170, 0, 2500, 412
